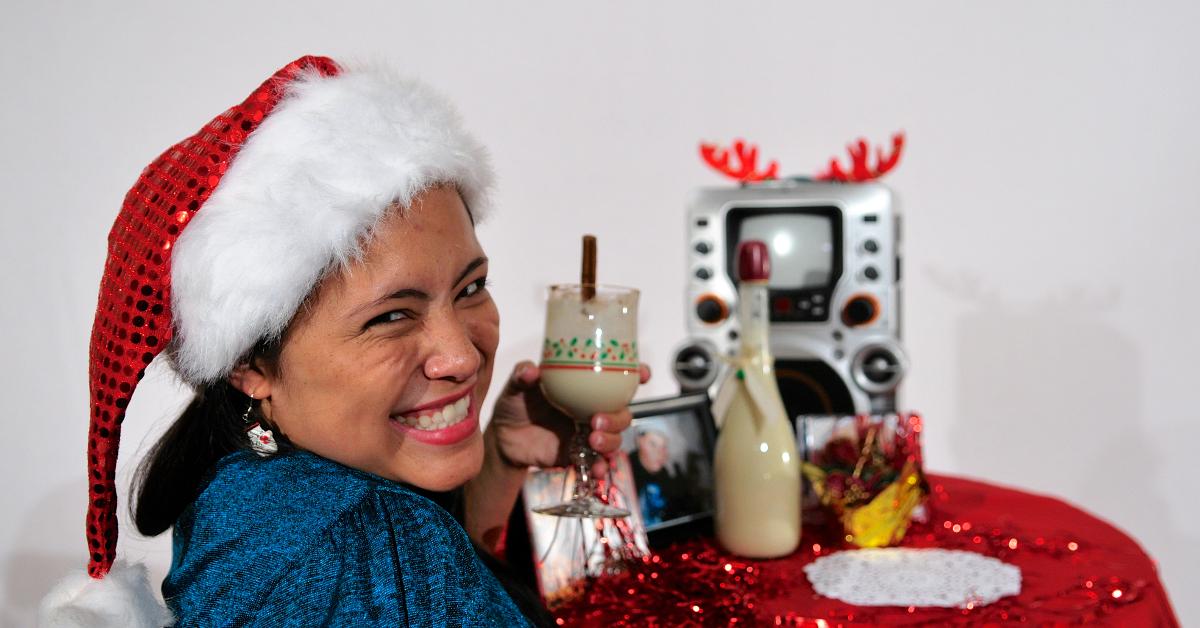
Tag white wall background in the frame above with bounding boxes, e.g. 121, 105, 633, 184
2, 1, 1196, 624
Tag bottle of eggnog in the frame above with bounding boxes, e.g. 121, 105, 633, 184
711, 240, 801, 558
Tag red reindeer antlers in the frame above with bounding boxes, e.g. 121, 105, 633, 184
816, 132, 905, 182
699, 132, 905, 183
699, 139, 779, 182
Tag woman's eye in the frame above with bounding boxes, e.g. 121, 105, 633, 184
458, 277, 489, 299
366, 310, 411, 327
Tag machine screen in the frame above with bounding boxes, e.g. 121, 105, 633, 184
738, 214, 834, 289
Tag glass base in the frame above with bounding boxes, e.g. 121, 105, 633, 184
533, 496, 630, 519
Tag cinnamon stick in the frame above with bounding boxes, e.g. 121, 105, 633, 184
581, 234, 597, 300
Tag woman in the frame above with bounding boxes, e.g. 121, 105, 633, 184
42, 56, 646, 627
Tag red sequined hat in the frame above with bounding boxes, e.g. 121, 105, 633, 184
45, 55, 493, 625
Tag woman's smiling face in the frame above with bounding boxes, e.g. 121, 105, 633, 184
244, 186, 498, 490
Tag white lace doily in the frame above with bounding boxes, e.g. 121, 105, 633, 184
803, 548, 1021, 608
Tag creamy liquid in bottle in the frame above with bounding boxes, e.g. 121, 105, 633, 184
712, 241, 801, 558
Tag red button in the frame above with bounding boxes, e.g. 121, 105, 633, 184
773, 297, 790, 313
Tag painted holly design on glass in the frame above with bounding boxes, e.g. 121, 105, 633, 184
542, 337, 638, 368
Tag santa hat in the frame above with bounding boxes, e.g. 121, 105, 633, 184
41, 55, 493, 626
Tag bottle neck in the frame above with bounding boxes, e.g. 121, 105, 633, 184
737, 280, 772, 364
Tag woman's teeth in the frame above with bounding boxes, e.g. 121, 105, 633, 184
397, 396, 470, 431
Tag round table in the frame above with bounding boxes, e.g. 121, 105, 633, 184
554, 474, 1180, 626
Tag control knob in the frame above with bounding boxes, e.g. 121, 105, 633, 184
841, 294, 879, 327
695, 294, 729, 324
671, 340, 721, 392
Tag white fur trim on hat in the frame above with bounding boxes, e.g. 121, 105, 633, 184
39, 561, 174, 628
170, 61, 494, 385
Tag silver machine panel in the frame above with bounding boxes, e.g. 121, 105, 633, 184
672, 179, 908, 416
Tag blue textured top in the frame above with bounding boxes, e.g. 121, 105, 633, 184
163, 450, 529, 627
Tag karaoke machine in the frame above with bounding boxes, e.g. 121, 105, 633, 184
671, 179, 908, 417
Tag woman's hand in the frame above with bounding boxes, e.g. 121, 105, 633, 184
488, 360, 652, 475
465, 361, 649, 554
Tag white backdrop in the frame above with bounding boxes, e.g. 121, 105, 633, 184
3, 1, 1197, 625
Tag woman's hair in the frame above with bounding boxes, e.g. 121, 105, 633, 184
132, 338, 286, 536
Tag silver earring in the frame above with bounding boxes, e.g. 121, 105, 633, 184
242, 395, 278, 457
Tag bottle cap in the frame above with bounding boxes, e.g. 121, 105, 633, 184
737, 240, 771, 282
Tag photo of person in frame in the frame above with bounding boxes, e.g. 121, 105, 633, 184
624, 412, 714, 528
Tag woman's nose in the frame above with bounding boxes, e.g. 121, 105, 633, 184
423, 310, 481, 382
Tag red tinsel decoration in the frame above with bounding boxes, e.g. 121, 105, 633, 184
553, 474, 1178, 626
552, 538, 789, 626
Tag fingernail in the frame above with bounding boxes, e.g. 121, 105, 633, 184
593, 414, 608, 430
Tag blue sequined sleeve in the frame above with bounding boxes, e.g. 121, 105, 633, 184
164, 451, 529, 627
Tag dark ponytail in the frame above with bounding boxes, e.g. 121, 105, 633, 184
132, 341, 284, 536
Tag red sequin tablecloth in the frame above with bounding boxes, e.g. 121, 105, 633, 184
554, 474, 1179, 626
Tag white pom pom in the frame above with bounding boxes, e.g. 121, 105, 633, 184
39, 562, 174, 628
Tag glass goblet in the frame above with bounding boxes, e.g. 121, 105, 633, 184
533, 284, 639, 518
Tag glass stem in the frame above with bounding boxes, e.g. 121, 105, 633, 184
570, 427, 598, 502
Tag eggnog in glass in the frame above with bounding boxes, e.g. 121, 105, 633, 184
535, 284, 639, 518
